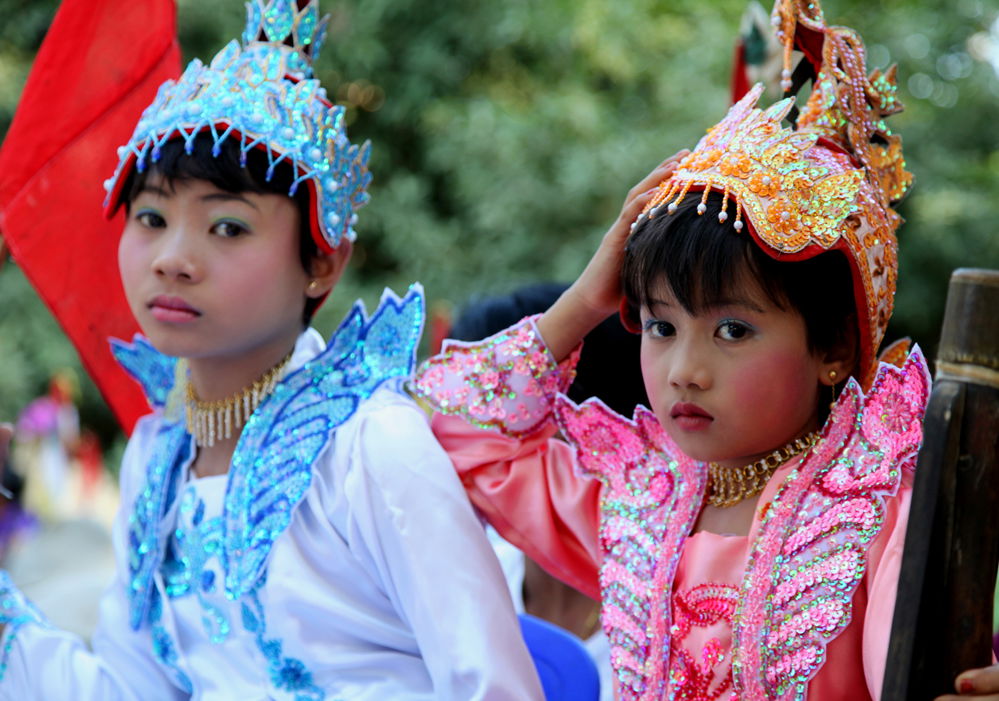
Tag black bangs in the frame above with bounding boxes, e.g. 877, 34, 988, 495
622, 191, 780, 317
621, 189, 857, 361
120, 133, 302, 206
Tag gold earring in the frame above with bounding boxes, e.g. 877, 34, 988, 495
307, 280, 319, 293
828, 369, 838, 383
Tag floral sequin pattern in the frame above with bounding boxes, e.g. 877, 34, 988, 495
669, 583, 740, 701
414, 317, 579, 438
555, 399, 707, 701
732, 349, 930, 700
161, 488, 230, 644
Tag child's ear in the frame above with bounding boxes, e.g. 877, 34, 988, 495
818, 318, 859, 387
305, 240, 352, 299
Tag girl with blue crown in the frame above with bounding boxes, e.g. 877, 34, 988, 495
0, 1, 542, 698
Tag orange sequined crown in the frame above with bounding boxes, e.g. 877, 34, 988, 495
639, 0, 912, 387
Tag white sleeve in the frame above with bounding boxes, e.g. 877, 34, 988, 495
343, 393, 543, 701
0, 419, 186, 701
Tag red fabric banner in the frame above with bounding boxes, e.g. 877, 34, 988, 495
0, 0, 181, 434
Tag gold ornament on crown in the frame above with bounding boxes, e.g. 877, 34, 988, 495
184, 351, 294, 448
636, 0, 912, 390
706, 432, 818, 508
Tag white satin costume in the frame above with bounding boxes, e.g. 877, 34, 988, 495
0, 287, 543, 701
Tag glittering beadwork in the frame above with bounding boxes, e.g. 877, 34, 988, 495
125, 421, 192, 630
223, 285, 423, 599
669, 584, 740, 700
103, 0, 371, 252
242, 590, 325, 699
148, 586, 195, 693
162, 489, 325, 699
731, 348, 929, 700
413, 316, 579, 438
637, 0, 912, 389
161, 488, 229, 643
554, 399, 707, 700
111, 335, 179, 411
0, 572, 53, 683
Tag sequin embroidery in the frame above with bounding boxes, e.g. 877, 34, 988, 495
103, 0, 370, 251
413, 316, 579, 438
668, 583, 740, 700
161, 487, 229, 644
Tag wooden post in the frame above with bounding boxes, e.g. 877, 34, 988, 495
882, 269, 999, 700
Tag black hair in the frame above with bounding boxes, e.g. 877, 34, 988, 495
450, 282, 649, 417
622, 190, 857, 374
116, 133, 323, 324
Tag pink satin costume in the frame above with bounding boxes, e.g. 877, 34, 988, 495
414, 317, 930, 701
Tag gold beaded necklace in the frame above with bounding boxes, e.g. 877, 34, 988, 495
185, 350, 294, 448
705, 432, 819, 508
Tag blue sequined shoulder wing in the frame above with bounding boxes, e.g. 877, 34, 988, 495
222, 285, 425, 599
110, 334, 178, 410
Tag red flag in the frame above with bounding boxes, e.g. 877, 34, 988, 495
0, 0, 180, 434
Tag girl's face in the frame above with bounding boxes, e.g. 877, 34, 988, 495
118, 174, 310, 365
639, 276, 828, 469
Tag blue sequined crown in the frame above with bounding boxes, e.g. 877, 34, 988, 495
103, 0, 370, 251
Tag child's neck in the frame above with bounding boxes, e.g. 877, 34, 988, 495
191, 436, 239, 479
186, 340, 295, 402
693, 494, 761, 537
183, 333, 300, 479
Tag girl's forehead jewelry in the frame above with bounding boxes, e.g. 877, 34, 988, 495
103, 0, 370, 254
631, 0, 911, 391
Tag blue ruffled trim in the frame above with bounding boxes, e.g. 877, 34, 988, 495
126, 422, 191, 631
223, 284, 424, 598
110, 335, 178, 410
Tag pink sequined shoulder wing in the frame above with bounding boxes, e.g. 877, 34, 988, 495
732, 348, 931, 700
556, 398, 708, 699
413, 316, 579, 437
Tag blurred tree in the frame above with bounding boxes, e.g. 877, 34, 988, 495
0, 0, 997, 444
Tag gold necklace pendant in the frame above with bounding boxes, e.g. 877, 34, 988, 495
185, 350, 294, 448
705, 432, 819, 508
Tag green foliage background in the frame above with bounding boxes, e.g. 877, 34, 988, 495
1, 0, 997, 452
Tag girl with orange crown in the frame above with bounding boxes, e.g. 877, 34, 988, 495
414, 0, 992, 698
0, 1, 543, 698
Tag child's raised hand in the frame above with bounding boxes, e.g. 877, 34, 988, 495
935, 663, 999, 699
537, 150, 688, 361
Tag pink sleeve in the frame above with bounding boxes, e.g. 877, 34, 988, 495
413, 316, 580, 438
413, 317, 601, 598
431, 412, 603, 601
861, 460, 914, 699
